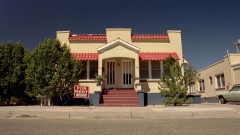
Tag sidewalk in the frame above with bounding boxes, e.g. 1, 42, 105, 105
0, 103, 240, 119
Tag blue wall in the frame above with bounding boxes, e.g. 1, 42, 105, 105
143, 93, 202, 106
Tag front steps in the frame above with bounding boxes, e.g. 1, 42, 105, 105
100, 89, 138, 107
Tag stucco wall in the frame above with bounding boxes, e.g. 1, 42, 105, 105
106, 28, 132, 43
229, 54, 240, 65
233, 68, 240, 84
68, 42, 105, 53
57, 28, 184, 94
197, 58, 232, 97
141, 81, 161, 93
78, 81, 101, 94
56, 31, 70, 45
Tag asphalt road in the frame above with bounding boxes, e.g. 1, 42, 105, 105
0, 118, 240, 135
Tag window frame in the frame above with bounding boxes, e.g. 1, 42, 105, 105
199, 79, 205, 92
139, 60, 149, 79
89, 61, 98, 79
209, 76, 213, 85
139, 60, 163, 81
151, 61, 162, 79
215, 74, 225, 89
80, 60, 98, 80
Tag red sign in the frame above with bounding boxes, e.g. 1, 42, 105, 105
74, 85, 89, 98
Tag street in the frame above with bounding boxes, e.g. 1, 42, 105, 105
0, 118, 240, 135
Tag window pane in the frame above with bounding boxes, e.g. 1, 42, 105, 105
90, 61, 98, 79
216, 74, 225, 88
140, 61, 149, 79
190, 84, 195, 93
209, 76, 212, 85
199, 80, 205, 91
217, 76, 221, 88
80, 61, 87, 79
202, 80, 205, 90
152, 61, 161, 79
221, 74, 225, 87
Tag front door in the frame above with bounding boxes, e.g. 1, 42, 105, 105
105, 59, 116, 88
122, 59, 133, 88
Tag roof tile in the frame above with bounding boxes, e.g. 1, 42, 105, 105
69, 34, 169, 40
71, 52, 179, 61
139, 52, 179, 60
71, 53, 98, 61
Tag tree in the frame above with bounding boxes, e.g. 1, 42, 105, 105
0, 42, 27, 104
184, 65, 199, 94
25, 39, 81, 105
159, 56, 193, 106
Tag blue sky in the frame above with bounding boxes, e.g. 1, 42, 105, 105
0, 0, 240, 70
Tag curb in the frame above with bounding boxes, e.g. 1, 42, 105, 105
1, 110, 240, 119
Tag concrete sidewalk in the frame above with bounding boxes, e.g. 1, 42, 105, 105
0, 103, 240, 119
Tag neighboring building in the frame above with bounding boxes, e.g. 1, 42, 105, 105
56, 28, 184, 106
195, 40, 240, 103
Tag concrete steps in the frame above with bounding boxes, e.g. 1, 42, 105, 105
100, 89, 138, 107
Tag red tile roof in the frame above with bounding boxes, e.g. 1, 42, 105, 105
68, 34, 169, 40
69, 34, 106, 40
139, 52, 179, 60
131, 34, 169, 40
71, 52, 179, 61
71, 53, 98, 60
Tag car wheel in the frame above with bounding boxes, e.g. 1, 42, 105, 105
219, 96, 226, 104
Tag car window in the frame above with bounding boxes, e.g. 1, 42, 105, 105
230, 86, 240, 92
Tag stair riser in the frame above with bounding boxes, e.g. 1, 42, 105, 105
101, 90, 138, 107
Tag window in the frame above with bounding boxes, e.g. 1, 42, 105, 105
140, 61, 149, 79
189, 84, 195, 94
79, 61, 98, 80
199, 80, 205, 91
230, 86, 240, 92
151, 61, 161, 79
90, 61, 98, 79
216, 74, 225, 88
209, 76, 213, 85
80, 61, 87, 79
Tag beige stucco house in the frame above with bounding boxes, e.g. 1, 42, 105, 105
56, 28, 184, 106
192, 41, 240, 103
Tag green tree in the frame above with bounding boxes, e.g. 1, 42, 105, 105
184, 65, 199, 94
159, 56, 192, 106
25, 39, 81, 105
0, 42, 26, 104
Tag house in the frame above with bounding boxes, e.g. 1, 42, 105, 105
56, 28, 184, 106
193, 40, 240, 103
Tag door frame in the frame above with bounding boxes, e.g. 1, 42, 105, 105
105, 59, 116, 89
121, 59, 134, 88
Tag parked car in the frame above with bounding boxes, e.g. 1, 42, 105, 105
216, 84, 240, 104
